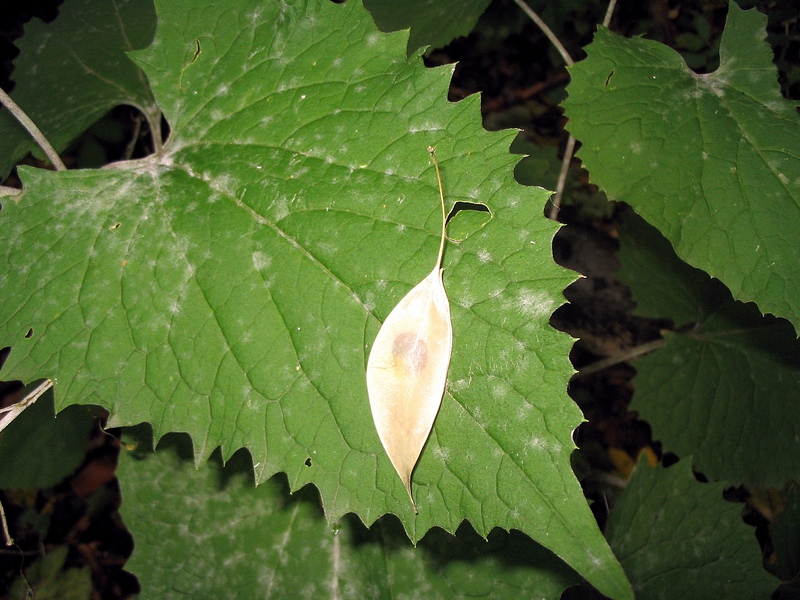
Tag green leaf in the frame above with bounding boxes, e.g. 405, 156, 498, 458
118, 429, 581, 598
9, 545, 93, 600
606, 458, 779, 599
0, 0, 159, 180
0, 1, 631, 596
0, 384, 97, 489
564, 2, 800, 333
362, 0, 491, 54
617, 212, 800, 487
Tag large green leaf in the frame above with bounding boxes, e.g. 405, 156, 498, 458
617, 212, 800, 487
565, 2, 800, 334
0, 0, 630, 596
606, 457, 779, 599
0, 0, 159, 180
118, 429, 581, 599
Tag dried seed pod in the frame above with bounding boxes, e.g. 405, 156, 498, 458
366, 148, 452, 512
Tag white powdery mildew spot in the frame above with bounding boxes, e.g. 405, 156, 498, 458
491, 382, 508, 399
524, 435, 546, 452
477, 249, 492, 264
317, 242, 338, 256
252, 251, 272, 271
515, 402, 532, 421
488, 287, 504, 299
432, 445, 450, 461
449, 378, 469, 393
515, 289, 555, 319
271, 196, 290, 221
361, 292, 376, 313
456, 292, 474, 309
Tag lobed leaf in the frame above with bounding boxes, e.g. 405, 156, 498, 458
0, 0, 159, 179
565, 2, 800, 333
617, 212, 800, 487
606, 457, 779, 599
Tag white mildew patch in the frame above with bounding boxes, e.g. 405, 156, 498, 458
361, 292, 376, 313
513, 288, 556, 319
432, 446, 450, 461
270, 196, 290, 221
477, 249, 492, 264
515, 402, 533, 421
252, 251, 272, 272
455, 292, 474, 309
448, 378, 469, 393
316, 242, 338, 257
764, 99, 788, 114
523, 435, 547, 452
491, 382, 508, 399
471, 406, 486, 428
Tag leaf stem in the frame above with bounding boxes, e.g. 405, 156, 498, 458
550, 134, 576, 220
0, 499, 13, 546
428, 147, 447, 268
512, 0, 618, 220
511, 0, 574, 66
572, 339, 664, 379
0, 88, 66, 172
602, 0, 618, 27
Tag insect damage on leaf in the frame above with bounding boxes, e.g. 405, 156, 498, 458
366, 148, 453, 513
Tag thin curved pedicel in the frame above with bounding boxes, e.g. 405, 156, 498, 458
366, 148, 452, 513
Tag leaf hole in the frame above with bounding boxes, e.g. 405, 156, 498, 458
0, 347, 10, 371
304, 457, 312, 467
445, 201, 492, 242
24, 328, 33, 339
109, 222, 122, 231
445, 201, 489, 223
604, 70, 615, 86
